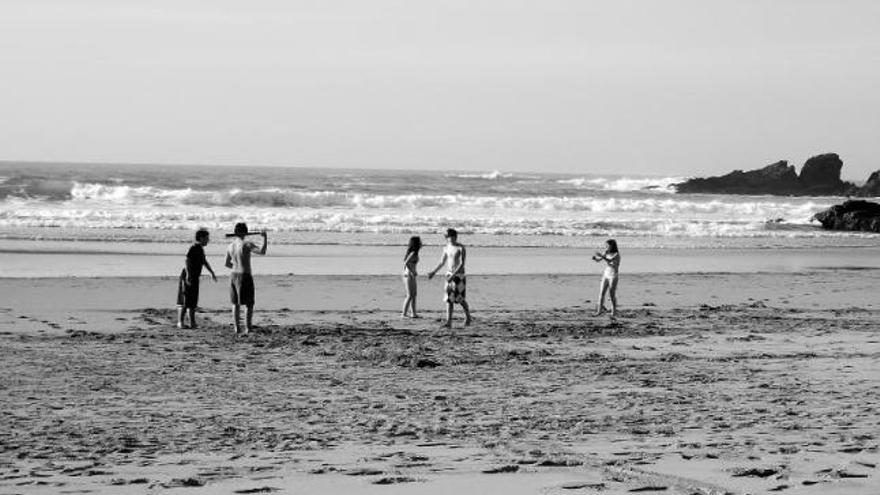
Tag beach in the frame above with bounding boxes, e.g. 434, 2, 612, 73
2, 268, 879, 494
2, 163, 880, 493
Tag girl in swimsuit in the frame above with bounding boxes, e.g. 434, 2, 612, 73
592, 239, 620, 318
402, 236, 422, 318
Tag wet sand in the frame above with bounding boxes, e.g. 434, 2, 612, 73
1, 272, 879, 494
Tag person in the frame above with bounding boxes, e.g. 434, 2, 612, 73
401, 236, 422, 318
176, 228, 217, 329
225, 222, 268, 334
428, 228, 472, 327
591, 239, 620, 318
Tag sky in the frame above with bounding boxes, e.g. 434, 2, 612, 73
1, 0, 879, 179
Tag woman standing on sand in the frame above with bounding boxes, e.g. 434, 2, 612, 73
592, 239, 620, 318
402, 236, 422, 318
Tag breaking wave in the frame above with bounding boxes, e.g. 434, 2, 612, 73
54, 182, 828, 218
446, 170, 515, 180
557, 176, 685, 192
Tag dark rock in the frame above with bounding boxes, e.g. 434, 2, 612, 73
812, 200, 880, 233
798, 153, 845, 193
854, 170, 880, 197
414, 358, 439, 368
675, 161, 799, 195
675, 153, 856, 196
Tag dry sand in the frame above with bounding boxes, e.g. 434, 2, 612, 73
1, 273, 879, 494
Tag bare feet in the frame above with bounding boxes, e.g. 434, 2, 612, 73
464, 318, 473, 326
411, 314, 421, 319
176, 322, 185, 329
593, 307, 607, 317
441, 321, 452, 328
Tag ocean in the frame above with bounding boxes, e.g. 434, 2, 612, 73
1, 162, 879, 277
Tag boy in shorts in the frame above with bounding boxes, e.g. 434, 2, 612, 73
225, 222, 268, 334
428, 228, 472, 328
177, 228, 217, 329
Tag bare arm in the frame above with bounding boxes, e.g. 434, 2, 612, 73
428, 251, 447, 279
204, 259, 217, 281
253, 232, 268, 256
403, 251, 416, 266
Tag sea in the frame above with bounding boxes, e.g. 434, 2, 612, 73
1, 162, 879, 278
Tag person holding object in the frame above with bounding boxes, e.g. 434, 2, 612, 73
401, 236, 422, 318
177, 228, 217, 329
591, 239, 620, 318
428, 228, 472, 328
225, 222, 267, 334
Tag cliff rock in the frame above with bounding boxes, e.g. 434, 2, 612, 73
798, 153, 845, 193
675, 153, 854, 196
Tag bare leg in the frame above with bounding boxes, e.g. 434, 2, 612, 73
594, 278, 609, 316
177, 306, 186, 329
232, 305, 241, 333
244, 305, 254, 333
402, 276, 414, 317
409, 277, 419, 318
443, 301, 453, 328
609, 277, 619, 317
461, 300, 472, 325
188, 308, 197, 329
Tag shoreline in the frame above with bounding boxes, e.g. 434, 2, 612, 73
2, 239, 880, 278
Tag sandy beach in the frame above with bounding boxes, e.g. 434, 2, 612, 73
2, 271, 879, 494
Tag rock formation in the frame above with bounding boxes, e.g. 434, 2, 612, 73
675, 153, 855, 196
812, 200, 880, 233
674, 161, 801, 195
854, 171, 880, 197
798, 153, 846, 194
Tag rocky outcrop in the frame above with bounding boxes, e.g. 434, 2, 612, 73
675, 153, 855, 196
798, 153, 845, 194
812, 200, 880, 233
852, 171, 880, 197
675, 161, 801, 195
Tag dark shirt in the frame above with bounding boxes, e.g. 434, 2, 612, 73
184, 244, 206, 284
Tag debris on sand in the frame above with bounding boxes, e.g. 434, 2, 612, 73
482, 465, 520, 474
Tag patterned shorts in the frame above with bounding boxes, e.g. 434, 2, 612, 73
444, 274, 467, 303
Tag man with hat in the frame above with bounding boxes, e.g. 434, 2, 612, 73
224, 222, 268, 334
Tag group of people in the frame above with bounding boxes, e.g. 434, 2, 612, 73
176, 223, 621, 333
176, 222, 267, 333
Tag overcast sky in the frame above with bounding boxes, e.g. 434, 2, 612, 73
1, 1, 879, 178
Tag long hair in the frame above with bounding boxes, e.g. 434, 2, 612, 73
405, 236, 422, 260
605, 239, 619, 254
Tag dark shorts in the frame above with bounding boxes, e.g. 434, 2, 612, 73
230, 273, 255, 306
177, 271, 200, 309
445, 274, 467, 304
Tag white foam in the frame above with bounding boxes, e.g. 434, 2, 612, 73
0, 181, 859, 240
447, 170, 514, 180
557, 176, 686, 192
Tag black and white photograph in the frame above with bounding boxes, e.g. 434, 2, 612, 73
1, 1, 879, 493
